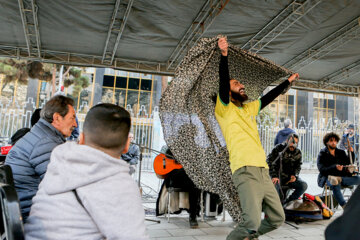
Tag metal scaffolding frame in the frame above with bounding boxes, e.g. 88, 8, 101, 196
0, 44, 172, 75
17, 0, 41, 57
324, 59, 360, 87
242, 0, 322, 53
102, 0, 134, 65
284, 17, 360, 71
166, 0, 229, 70
290, 79, 359, 96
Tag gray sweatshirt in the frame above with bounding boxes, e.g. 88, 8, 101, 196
25, 142, 149, 240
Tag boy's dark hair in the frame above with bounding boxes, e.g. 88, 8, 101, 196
41, 96, 74, 123
323, 132, 340, 146
83, 103, 131, 151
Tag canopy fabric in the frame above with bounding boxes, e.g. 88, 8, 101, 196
159, 36, 290, 222
0, 0, 359, 89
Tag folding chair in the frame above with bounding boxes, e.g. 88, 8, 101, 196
0, 165, 24, 240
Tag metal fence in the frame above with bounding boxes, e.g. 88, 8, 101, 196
258, 116, 352, 168
0, 97, 355, 170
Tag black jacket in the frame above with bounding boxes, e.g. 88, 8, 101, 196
266, 143, 302, 184
317, 147, 354, 188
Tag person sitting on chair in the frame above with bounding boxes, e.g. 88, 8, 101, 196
267, 134, 307, 205
25, 103, 149, 240
121, 132, 139, 175
156, 146, 201, 228
317, 132, 360, 208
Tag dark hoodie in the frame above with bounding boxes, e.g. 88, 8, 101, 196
274, 127, 295, 145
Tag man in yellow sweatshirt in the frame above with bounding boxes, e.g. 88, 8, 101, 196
216, 37, 299, 240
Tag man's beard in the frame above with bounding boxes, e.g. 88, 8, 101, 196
231, 90, 248, 102
328, 144, 336, 150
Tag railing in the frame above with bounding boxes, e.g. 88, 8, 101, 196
258, 116, 351, 167
0, 98, 355, 171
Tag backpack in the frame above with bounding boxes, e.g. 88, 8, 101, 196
303, 193, 334, 219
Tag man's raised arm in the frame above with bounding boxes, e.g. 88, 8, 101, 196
260, 73, 299, 110
218, 38, 230, 105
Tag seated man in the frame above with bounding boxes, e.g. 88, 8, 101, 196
267, 134, 307, 204
121, 132, 139, 174
317, 132, 360, 208
5, 96, 77, 220
156, 146, 201, 228
25, 103, 149, 240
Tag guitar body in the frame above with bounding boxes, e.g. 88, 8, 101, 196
153, 153, 183, 179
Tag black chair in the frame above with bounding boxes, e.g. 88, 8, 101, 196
0, 183, 25, 240
164, 178, 187, 222
0, 165, 14, 186
0, 165, 24, 240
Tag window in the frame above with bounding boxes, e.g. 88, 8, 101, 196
268, 87, 296, 126
313, 93, 336, 124
128, 78, 140, 90
141, 79, 152, 91
139, 92, 151, 114
103, 75, 115, 87
126, 90, 139, 113
115, 89, 126, 107
100, 70, 158, 115
115, 76, 127, 88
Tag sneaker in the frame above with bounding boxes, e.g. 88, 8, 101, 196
189, 216, 198, 229
328, 175, 342, 185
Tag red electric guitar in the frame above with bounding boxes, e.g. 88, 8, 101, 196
153, 153, 183, 179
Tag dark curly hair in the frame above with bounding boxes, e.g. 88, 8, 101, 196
323, 132, 340, 146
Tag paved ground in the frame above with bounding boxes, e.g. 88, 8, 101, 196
140, 170, 344, 240
145, 211, 340, 240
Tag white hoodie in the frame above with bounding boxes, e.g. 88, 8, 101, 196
25, 142, 149, 240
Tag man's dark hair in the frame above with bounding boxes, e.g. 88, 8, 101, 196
323, 132, 340, 146
287, 133, 299, 141
40, 96, 74, 123
83, 103, 131, 151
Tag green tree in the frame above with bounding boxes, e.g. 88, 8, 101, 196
0, 58, 89, 99
63, 68, 90, 97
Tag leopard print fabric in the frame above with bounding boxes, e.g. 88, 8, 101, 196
159, 36, 291, 222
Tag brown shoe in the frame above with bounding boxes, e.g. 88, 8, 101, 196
189, 216, 198, 229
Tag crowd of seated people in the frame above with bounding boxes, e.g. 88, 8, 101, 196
5, 96, 149, 240
3, 95, 359, 240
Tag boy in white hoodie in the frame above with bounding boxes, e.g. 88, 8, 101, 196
25, 103, 149, 240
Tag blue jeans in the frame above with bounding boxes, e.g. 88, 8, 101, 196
326, 175, 360, 206
275, 178, 308, 203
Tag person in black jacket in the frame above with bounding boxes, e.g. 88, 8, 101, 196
317, 132, 360, 208
156, 146, 201, 228
267, 134, 307, 204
